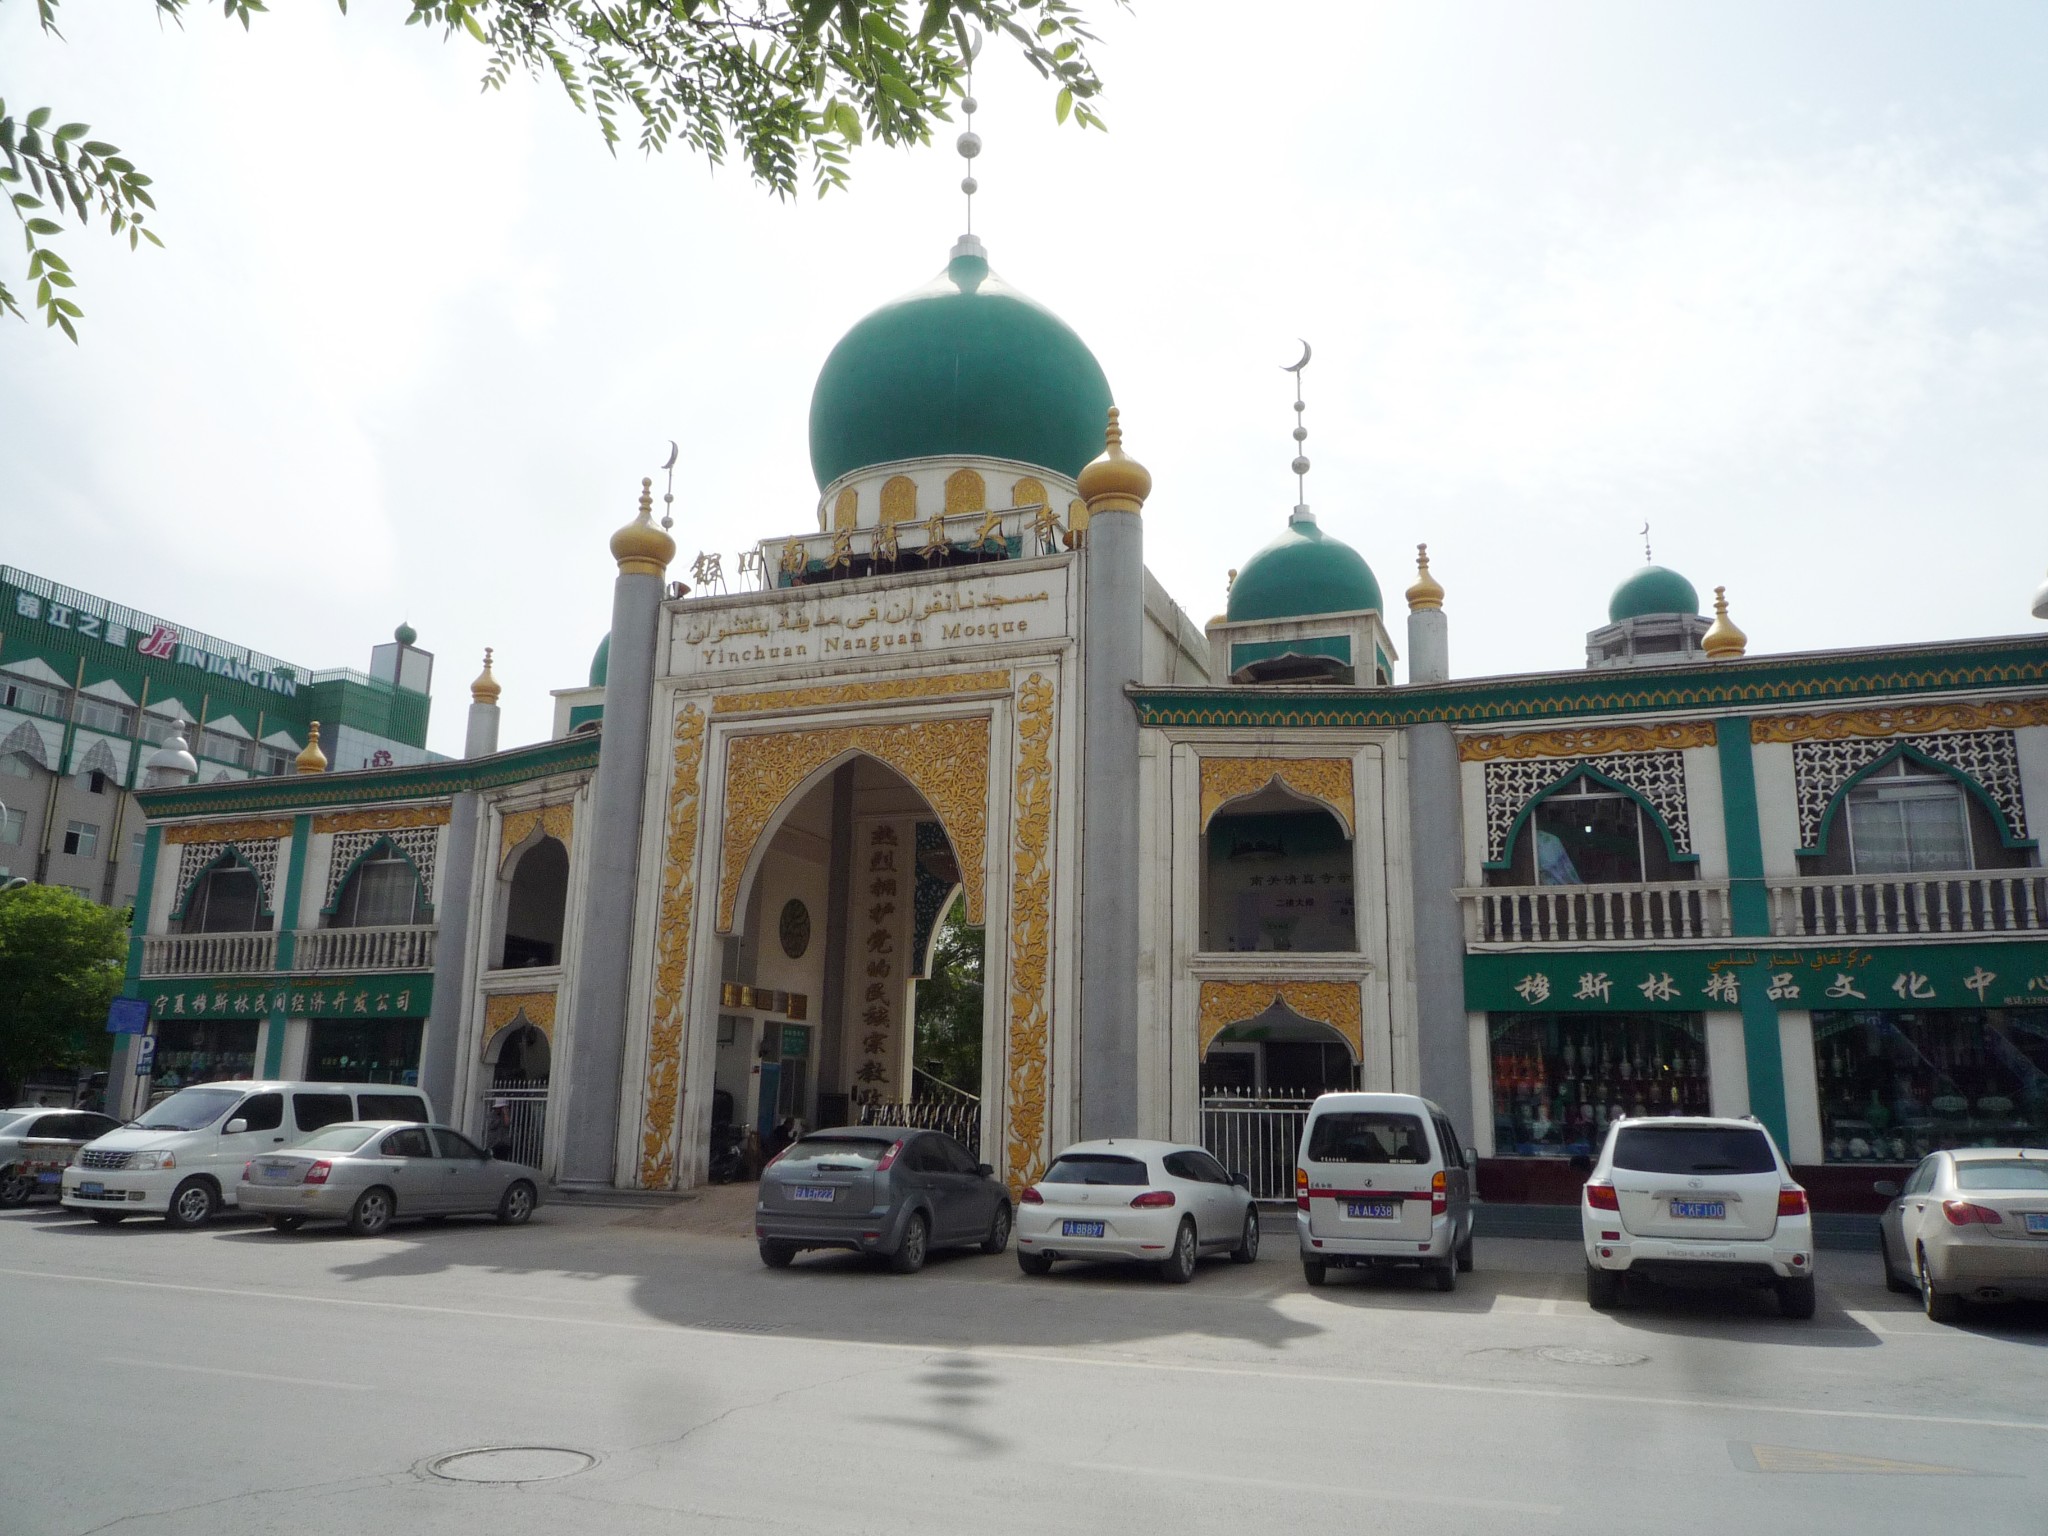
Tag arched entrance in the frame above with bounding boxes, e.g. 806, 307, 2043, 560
1196, 981, 1364, 1200
482, 1002, 553, 1168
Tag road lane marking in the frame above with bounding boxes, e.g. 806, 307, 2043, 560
1733, 1442, 1986, 1476
104, 1355, 371, 1391
1842, 1308, 1894, 1335
10, 1266, 2047, 1437
1072, 1460, 1562, 1515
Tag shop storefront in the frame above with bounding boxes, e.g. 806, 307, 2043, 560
150, 1019, 259, 1090
1487, 1011, 1711, 1158
1812, 1006, 2048, 1163
305, 1018, 424, 1085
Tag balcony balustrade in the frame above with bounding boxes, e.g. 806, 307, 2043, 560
1458, 881, 1732, 946
140, 932, 277, 977
291, 925, 438, 973
1769, 872, 2047, 939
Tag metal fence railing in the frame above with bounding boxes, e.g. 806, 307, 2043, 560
859, 1098, 983, 1160
486, 1080, 548, 1170
1201, 1093, 1319, 1202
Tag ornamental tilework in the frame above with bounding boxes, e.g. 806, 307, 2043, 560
1791, 730, 2028, 850
174, 837, 279, 916
1483, 751, 1691, 864
324, 825, 440, 911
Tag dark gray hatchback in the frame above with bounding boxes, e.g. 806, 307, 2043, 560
755, 1127, 1012, 1273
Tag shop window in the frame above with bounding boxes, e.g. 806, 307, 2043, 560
1202, 808, 1355, 952
1812, 1008, 2048, 1163
62, 820, 99, 858
500, 836, 568, 968
179, 857, 268, 933
305, 1019, 423, 1085
148, 1021, 259, 1089
1487, 1012, 1710, 1157
1493, 775, 1689, 887
331, 847, 425, 927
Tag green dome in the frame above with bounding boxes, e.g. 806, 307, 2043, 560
393, 621, 417, 647
807, 250, 1113, 489
1609, 564, 1700, 623
1226, 514, 1383, 623
589, 633, 610, 688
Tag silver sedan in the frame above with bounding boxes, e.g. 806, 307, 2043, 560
236, 1121, 542, 1236
1876, 1148, 2048, 1322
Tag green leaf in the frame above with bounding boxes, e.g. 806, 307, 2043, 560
27, 107, 52, 130
1055, 84, 1071, 124
24, 218, 61, 235
55, 122, 89, 141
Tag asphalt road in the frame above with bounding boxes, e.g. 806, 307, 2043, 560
3, 1193, 2044, 1536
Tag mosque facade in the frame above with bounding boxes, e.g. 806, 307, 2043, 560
118, 229, 2048, 1210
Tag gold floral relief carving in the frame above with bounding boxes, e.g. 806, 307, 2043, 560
1198, 980, 1363, 1061
1457, 722, 1718, 762
311, 804, 451, 836
945, 468, 986, 515
484, 990, 557, 1044
1199, 757, 1355, 834
499, 802, 573, 868
1005, 672, 1055, 1191
712, 670, 1011, 716
880, 475, 918, 528
1010, 476, 1047, 509
1750, 698, 2048, 744
832, 487, 858, 530
640, 702, 706, 1189
163, 816, 293, 846
716, 717, 991, 932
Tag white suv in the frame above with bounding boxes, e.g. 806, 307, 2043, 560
1581, 1116, 1815, 1319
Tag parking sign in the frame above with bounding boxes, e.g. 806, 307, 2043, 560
134, 1035, 157, 1076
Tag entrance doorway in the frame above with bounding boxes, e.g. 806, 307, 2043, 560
1200, 1001, 1359, 1199
487, 1022, 550, 1168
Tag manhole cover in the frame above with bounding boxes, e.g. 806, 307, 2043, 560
1535, 1346, 1648, 1368
426, 1447, 598, 1484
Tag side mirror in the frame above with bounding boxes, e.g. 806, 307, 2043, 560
1872, 1180, 1900, 1199
1463, 1147, 1479, 1170
223, 1118, 249, 1136
1232, 1170, 1252, 1190
976, 1163, 993, 1179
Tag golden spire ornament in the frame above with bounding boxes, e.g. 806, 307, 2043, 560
294, 721, 329, 775
470, 648, 501, 705
1406, 543, 1445, 612
1702, 585, 1748, 660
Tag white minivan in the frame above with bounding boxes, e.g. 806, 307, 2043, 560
1296, 1091, 1475, 1291
62, 1081, 433, 1228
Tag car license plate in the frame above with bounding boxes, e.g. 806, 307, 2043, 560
36, 1171, 59, 1184
2026, 1214, 2048, 1234
1346, 1200, 1396, 1219
263, 1165, 296, 1181
1062, 1220, 1105, 1238
79, 1181, 103, 1196
1670, 1201, 1725, 1219
790, 1186, 835, 1203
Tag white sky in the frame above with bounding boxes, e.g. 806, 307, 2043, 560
3, 1, 2045, 757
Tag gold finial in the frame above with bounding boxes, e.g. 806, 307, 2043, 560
1702, 585, 1748, 660
470, 647, 501, 705
1077, 406, 1152, 513
610, 475, 677, 576
1226, 567, 1237, 590
294, 721, 329, 775
1406, 543, 1445, 612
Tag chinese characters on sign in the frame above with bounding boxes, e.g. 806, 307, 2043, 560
855, 824, 900, 1096
1480, 945, 2048, 1011
150, 984, 420, 1018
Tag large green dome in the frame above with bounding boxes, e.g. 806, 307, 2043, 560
1609, 564, 1700, 623
1226, 513, 1383, 622
807, 250, 1113, 489
589, 633, 610, 688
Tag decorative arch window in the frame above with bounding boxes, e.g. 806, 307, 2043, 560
1202, 799, 1357, 953
1808, 757, 2033, 876
500, 837, 569, 968
331, 845, 426, 927
1493, 773, 1693, 887
179, 855, 269, 934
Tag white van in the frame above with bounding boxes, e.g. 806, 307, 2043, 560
61, 1081, 433, 1228
1296, 1091, 1476, 1291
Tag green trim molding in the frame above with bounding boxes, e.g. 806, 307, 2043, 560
1805, 743, 2036, 855
1230, 636, 1352, 672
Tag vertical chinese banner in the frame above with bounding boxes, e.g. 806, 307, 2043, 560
848, 819, 916, 1107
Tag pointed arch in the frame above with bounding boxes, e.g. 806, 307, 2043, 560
324, 834, 431, 925
1486, 763, 1698, 872
171, 847, 272, 929
1806, 742, 2035, 856
0, 719, 50, 768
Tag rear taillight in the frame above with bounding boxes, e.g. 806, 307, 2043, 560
304, 1160, 332, 1186
1777, 1188, 1808, 1217
1020, 1186, 1044, 1205
1585, 1183, 1619, 1212
1129, 1190, 1176, 1209
1295, 1167, 1309, 1211
1942, 1199, 2003, 1227
240, 1161, 253, 1184
875, 1139, 905, 1172
1430, 1169, 1447, 1216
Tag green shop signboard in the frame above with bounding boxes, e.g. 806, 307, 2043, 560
1466, 943, 2048, 1014
141, 974, 433, 1021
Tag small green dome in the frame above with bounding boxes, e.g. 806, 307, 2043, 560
589, 633, 610, 688
1609, 564, 1700, 623
807, 250, 1113, 489
1226, 514, 1383, 623
393, 621, 417, 647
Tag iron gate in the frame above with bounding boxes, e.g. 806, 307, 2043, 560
859, 1099, 982, 1160
486, 1078, 549, 1170
1201, 1092, 1317, 1202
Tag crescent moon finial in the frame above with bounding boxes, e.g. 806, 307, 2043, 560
663, 440, 680, 472
1282, 338, 1311, 374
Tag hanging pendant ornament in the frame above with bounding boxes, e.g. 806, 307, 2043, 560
953, 21, 985, 254
660, 438, 679, 531
1283, 339, 1313, 522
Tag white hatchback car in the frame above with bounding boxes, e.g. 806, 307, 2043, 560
1014, 1139, 1260, 1283
1581, 1116, 1815, 1319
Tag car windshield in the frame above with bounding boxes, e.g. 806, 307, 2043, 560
290, 1124, 381, 1154
1954, 1160, 2048, 1191
1307, 1113, 1429, 1165
782, 1136, 894, 1167
134, 1087, 244, 1132
1042, 1154, 1150, 1185
1613, 1125, 1776, 1175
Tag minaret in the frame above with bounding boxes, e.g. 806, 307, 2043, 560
1405, 545, 1449, 683
559, 477, 676, 1189
465, 648, 502, 758
1076, 407, 1151, 1139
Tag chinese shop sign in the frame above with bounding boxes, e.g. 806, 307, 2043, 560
140, 974, 434, 1020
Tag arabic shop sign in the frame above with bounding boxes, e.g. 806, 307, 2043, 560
1465, 942, 2048, 1014
139, 974, 434, 1020
9, 585, 301, 698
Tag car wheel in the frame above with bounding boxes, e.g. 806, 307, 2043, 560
1456, 1225, 1475, 1273
981, 1202, 1013, 1255
889, 1211, 929, 1274
496, 1180, 536, 1226
1159, 1219, 1198, 1284
1918, 1246, 1962, 1324
267, 1215, 305, 1234
1776, 1275, 1817, 1320
163, 1176, 217, 1229
346, 1186, 394, 1238
1230, 1205, 1260, 1264
1302, 1258, 1328, 1287
1586, 1264, 1622, 1310
1878, 1230, 1914, 1296
759, 1240, 797, 1269
1016, 1250, 1054, 1276
0, 1167, 34, 1208
89, 1211, 126, 1227
1432, 1258, 1457, 1294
